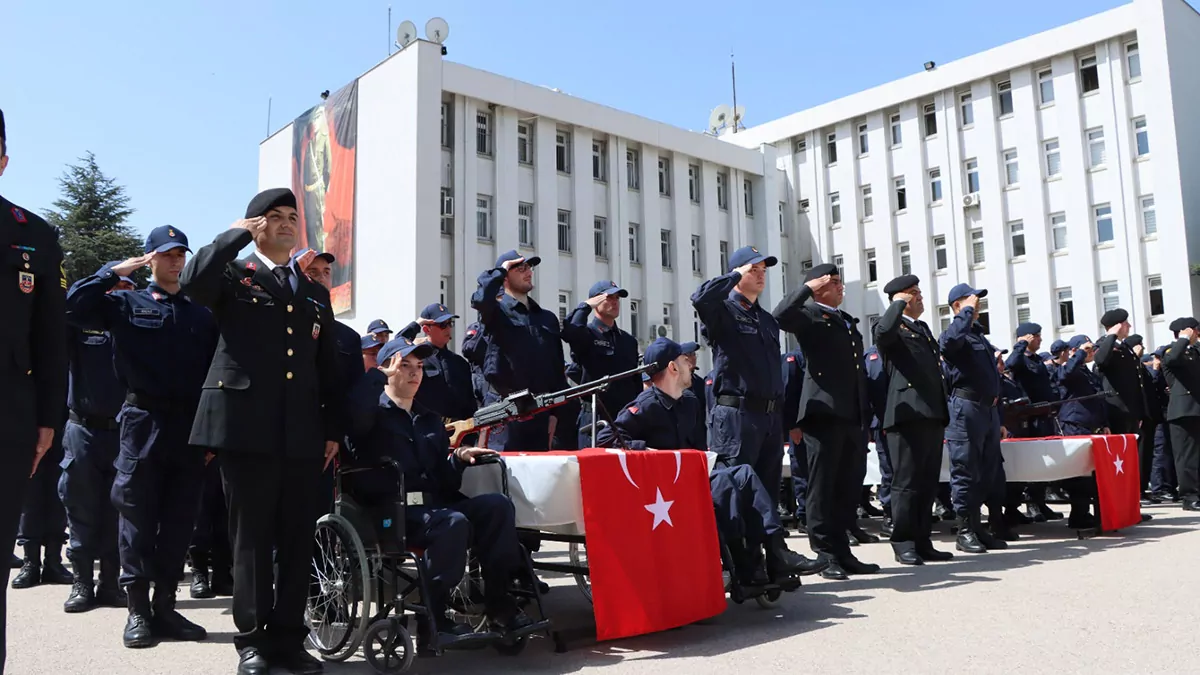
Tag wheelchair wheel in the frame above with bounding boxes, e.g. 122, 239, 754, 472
446, 558, 489, 632
307, 515, 373, 662
755, 589, 782, 609
567, 542, 591, 604
363, 618, 415, 674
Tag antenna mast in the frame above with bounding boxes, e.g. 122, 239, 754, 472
266, 97, 272, 139
730, 50, 738, 133
388, 6, 393, 55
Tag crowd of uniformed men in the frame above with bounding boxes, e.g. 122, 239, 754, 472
5, 103, 1200, 674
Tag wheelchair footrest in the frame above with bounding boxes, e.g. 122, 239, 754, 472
504, 618, 550, 642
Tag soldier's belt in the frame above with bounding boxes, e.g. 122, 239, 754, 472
952, 388, 997, 406
68, 410, 119, 431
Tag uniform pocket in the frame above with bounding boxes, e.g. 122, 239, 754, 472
203, 366, 251, 390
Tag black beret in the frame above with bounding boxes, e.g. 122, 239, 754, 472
1125, 334, 1144, 347
804, 263, 839, 282
0, 107, 6, 143
245, 188, 297, 219
1169, 317, 1198, 335
883, 274, 920, 299
1015, 322, 1042, 337
1100, 308, 1129, 329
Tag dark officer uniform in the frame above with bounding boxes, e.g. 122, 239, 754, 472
13, 409, 70, 589
693, 246, 785, 508
873, 276, 951, 563
863, 345, 895, 523
180, 189, 343, 669
1125, 335, 1161, 498
66, 228, 218, 647
461, 322, 489, 409
561, 281, 641, 448
59, 270, 134, 612
397, 303, 477, 422
1093, 309, 1146, 434
938, 284, 1007, 553
1161, 318, 1200, 510
345, 337, 531, 636
782, 347, 808, 525
0, 122, 69, 670
773, 263, 876, 578
471, 250, 568, 451
1055, 336, 1109, 436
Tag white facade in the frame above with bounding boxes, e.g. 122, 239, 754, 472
728, 0, 1200, 351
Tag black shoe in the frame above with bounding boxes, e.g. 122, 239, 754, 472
955, 517, 987, 553
9, 554, 21, 569
915, 545, 954, 562
819, 561, 848, 580
490, 608, 535, 635
1152, 490, 1179, 503
977, 528, 1008, 550
894, 550, 923, 565
11, 558, 40, 589
765, 535, 822, 578
1041, 504, 1064, 520
1141, 492, 1163, 505
846, 530, 860, 546
236, 647, 271, 675
849, 528, 880, 544
1182, 499, 1200, 512
64, 580, 96, 613
41, 554, 73, 585
124, 611, 154, 649
859, 502, 885, 518
1045, 487, 1070, 504
150, 586, 207, 641
880, 516, 894, 537
1067, 513, 1098, 529
274, 647, 324, 674
211, 567, 234, 596
839, 556, 881, 575
934, 504, 955, 522
189, 569, 214, 599
989, 523, 1019, 542
1026, 503, 1048, 523
1005, 509, 1033, 526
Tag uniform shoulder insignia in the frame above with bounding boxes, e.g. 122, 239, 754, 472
869, 353, 879, 360
245, 261, 257, 272
628, 406, 640, 414
59, 261, 67, 289
467, 329, 477, 337
786, 355, 795, 362
11, 207, 27, 223
705, 379, 713, 385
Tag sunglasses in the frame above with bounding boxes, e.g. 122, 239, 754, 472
508, 262, 533, 272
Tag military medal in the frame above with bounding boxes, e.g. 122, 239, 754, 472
312, 322, 321, 339
18, 271, 33, 293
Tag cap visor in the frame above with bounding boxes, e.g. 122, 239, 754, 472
153, 242, 191, 254
525, 256, 542, 267
976, 288, 989, 298
603, 287, 629, 297
370, 327, 390, 334
762, 255, 779, 268
430, 313, 458, 323
680, 342, 699, 355
403, 344, 437, 360
315, 252, 336, 264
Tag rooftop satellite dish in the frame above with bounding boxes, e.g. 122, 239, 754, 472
733, 105, 746, 127
708, 104, 732, 133
426, 17, 450, 44
396, 20, 417, 49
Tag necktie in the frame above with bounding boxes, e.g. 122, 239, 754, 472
273, 266, 293, 298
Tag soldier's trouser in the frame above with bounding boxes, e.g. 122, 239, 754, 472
59, 420, 119, 566
787, 438, 808, 520
708, 405, 784, 509
1168, 417, 1200, 502
0, 437, 36, 672
873, 429, 893, 511
189, 457, 231, 572
803, 419, 866, 561
18, 423, 67, 548
1151, 424, 1177, 493
710, 465, 781, 551
945, 397, 1002, 516
886, 420, 944, 552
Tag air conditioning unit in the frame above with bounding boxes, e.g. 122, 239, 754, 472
441, 192, 455, 217
962, 193, 981, 208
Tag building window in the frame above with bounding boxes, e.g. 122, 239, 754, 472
861, 185, 874, 219
933, 235, 948, 270
593, 216, 608, 259
662, 303, 674, 338
1038, 68, 1055, 105
719, 240, 729, 272
1058, 288, 1075, 327
440, 187, 454, 235
970, 228, 985, 265
832, 254, 844, 269
551, 130, 571, 173
440, 276, 451, 308
858, 123, 869, 155
743, 179, 754, 216
938, 305, 952, 332
865, 248, 877, 284
557, 291, 571, 322
518, 202, 535, 247
826, 133, 838, 165
1149, 275, 1164, 316
1003, 149, 1019, 186
688, 164, 700, 202
556, 210, 572, 253
658, 157, 671, 196
965, 159, 980, 193
517, 122, 533, 164
899, 242, 912, 275
781, 263, 789, 289
626, 149, 641, 190
960, 92, 974, 127
794, 137, 807, 156
976, 298, 991, 335
929, 168, 943, 203
798, 198, 810, 212
801, 259, 813, 272
630, 300, 641, 340
997, 80, 1014, 117
716, 172, 729, 210
1051, 213, 1068, 251
1142, 195, 1157, 236
923, 103, 937, 137
829, 192, 842, 226
1015, 294, 1031, 324
1044, 139, 1061, 177
779, 201, 787, 233
890, 112, 902, 146
441, 102, 453, 148
475, 195, 492, 240
691, 235, 702, 273
1094, 204, 1114, 244
476, 111, 492, 156
1134, 117, 1150, 157
1100, 282, 1120, 312
1127, 42, 1142, 80
1087, 128, 1106, 168
693, 310, 701, 343
628, 223, 641, 264
660, 230, 673, 269
593, 140, 607, 181
895, 177, 907, 211
1009, 220, 1026, 258
1079, 55, 1101, 95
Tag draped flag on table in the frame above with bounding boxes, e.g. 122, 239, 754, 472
577, 448, 726, 641
1087, 434, 1142, 531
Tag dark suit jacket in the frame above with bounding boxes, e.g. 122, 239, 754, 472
181, 228, 343, 457
773, 285, 867, 425
873, 300, 949, 429
1094, 335, 1147, 419
1162, 337, 1200, 421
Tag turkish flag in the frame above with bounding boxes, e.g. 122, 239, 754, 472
1088, 434, 1142, 531
577, 448, 726, 641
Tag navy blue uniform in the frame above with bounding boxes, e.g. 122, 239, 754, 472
1054, 351, 1109, 434
560, 306, 641, 448
863, 346, 894, 513
1149, 365, 1176, 493
471, 270, 568, 450
688, 373, 707, 436
692, 273, 784, 506
782, 349, 808, 521
398, 321, 477, 422
1006, 343, 1059, 437
65, 270, 217, 590
461, 322, 488, 408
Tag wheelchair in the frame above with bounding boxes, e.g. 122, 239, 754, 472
305, 457, 551, 674
718, 537, 802, 610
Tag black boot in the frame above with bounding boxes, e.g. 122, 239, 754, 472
11, 545, 41, 589
64, 558, 97, 613
977, 521, 1009, 549
124, 583, 154, 649
96, 557, 127, 607
150, 584, 207, 641
955, 515, 986, 553
41, 545, 74, 585
189, 551, 213, 599
765, 533, 824, 578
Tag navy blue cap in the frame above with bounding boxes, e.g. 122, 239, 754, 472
1154, 345, 1169, 359
680, 341, 699, 353
587, 280, 628, 298
419, 303, 458, 324
728, 245, 777, 272
367, 319, 391, 335
1037, 352, 1051, 361
643, 337, 698, 373
1050, 339, 1069, 355
1142, 354, 1155, 363
144, 225, 191, 254
1069, 335, 1092, 349
361, 335, 382, 350
245, 188, 297, 219
947, 283, 987, 305
496, 249, 541, 270
1015, 322, 1042, 337
291, 248, 335, 265
377, 336, 436, 365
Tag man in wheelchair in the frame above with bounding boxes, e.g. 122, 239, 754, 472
344, 336, 536, 642
597, 338, 827, 586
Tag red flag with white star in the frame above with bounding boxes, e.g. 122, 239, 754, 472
577, 448, 726, 640
1089, 434, 1142, 531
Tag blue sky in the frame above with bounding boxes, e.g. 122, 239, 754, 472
4, 0, 1151, 248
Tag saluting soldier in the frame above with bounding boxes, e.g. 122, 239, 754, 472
1162, 318, 1200, 511
397, 303, 476, 422
863, 344, 894, 536
1093, 309, 1146, 434
0, 107, 69, 671
1004, 322, 1060, 522
1148, 346, 1178, 500
1050, 335, 1105, 528
1125, 334, 1164, 503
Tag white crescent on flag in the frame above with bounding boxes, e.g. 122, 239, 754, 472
672, 451, 682, 484
605, 449, 640, 489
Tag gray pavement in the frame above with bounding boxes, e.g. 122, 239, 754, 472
7, 503, 1199, 674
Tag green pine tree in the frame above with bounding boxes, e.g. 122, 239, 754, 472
44, 152, 144, 285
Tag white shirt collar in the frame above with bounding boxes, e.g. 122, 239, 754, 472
814, 301, 840, 314
901, 315, 917, 325
253, 250, 300, 292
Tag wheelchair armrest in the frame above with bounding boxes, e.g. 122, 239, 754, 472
338, 457, 404, 479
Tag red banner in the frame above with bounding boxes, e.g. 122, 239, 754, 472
1087, 434, 1142, 531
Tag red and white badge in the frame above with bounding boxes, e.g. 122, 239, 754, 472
312, 322, 321, 340
18, 271, 33, 293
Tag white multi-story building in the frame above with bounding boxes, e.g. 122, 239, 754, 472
727, 0, 1200, 350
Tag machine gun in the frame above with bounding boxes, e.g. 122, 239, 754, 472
1001, 392, 1109, 430
445, 362, 658, 448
